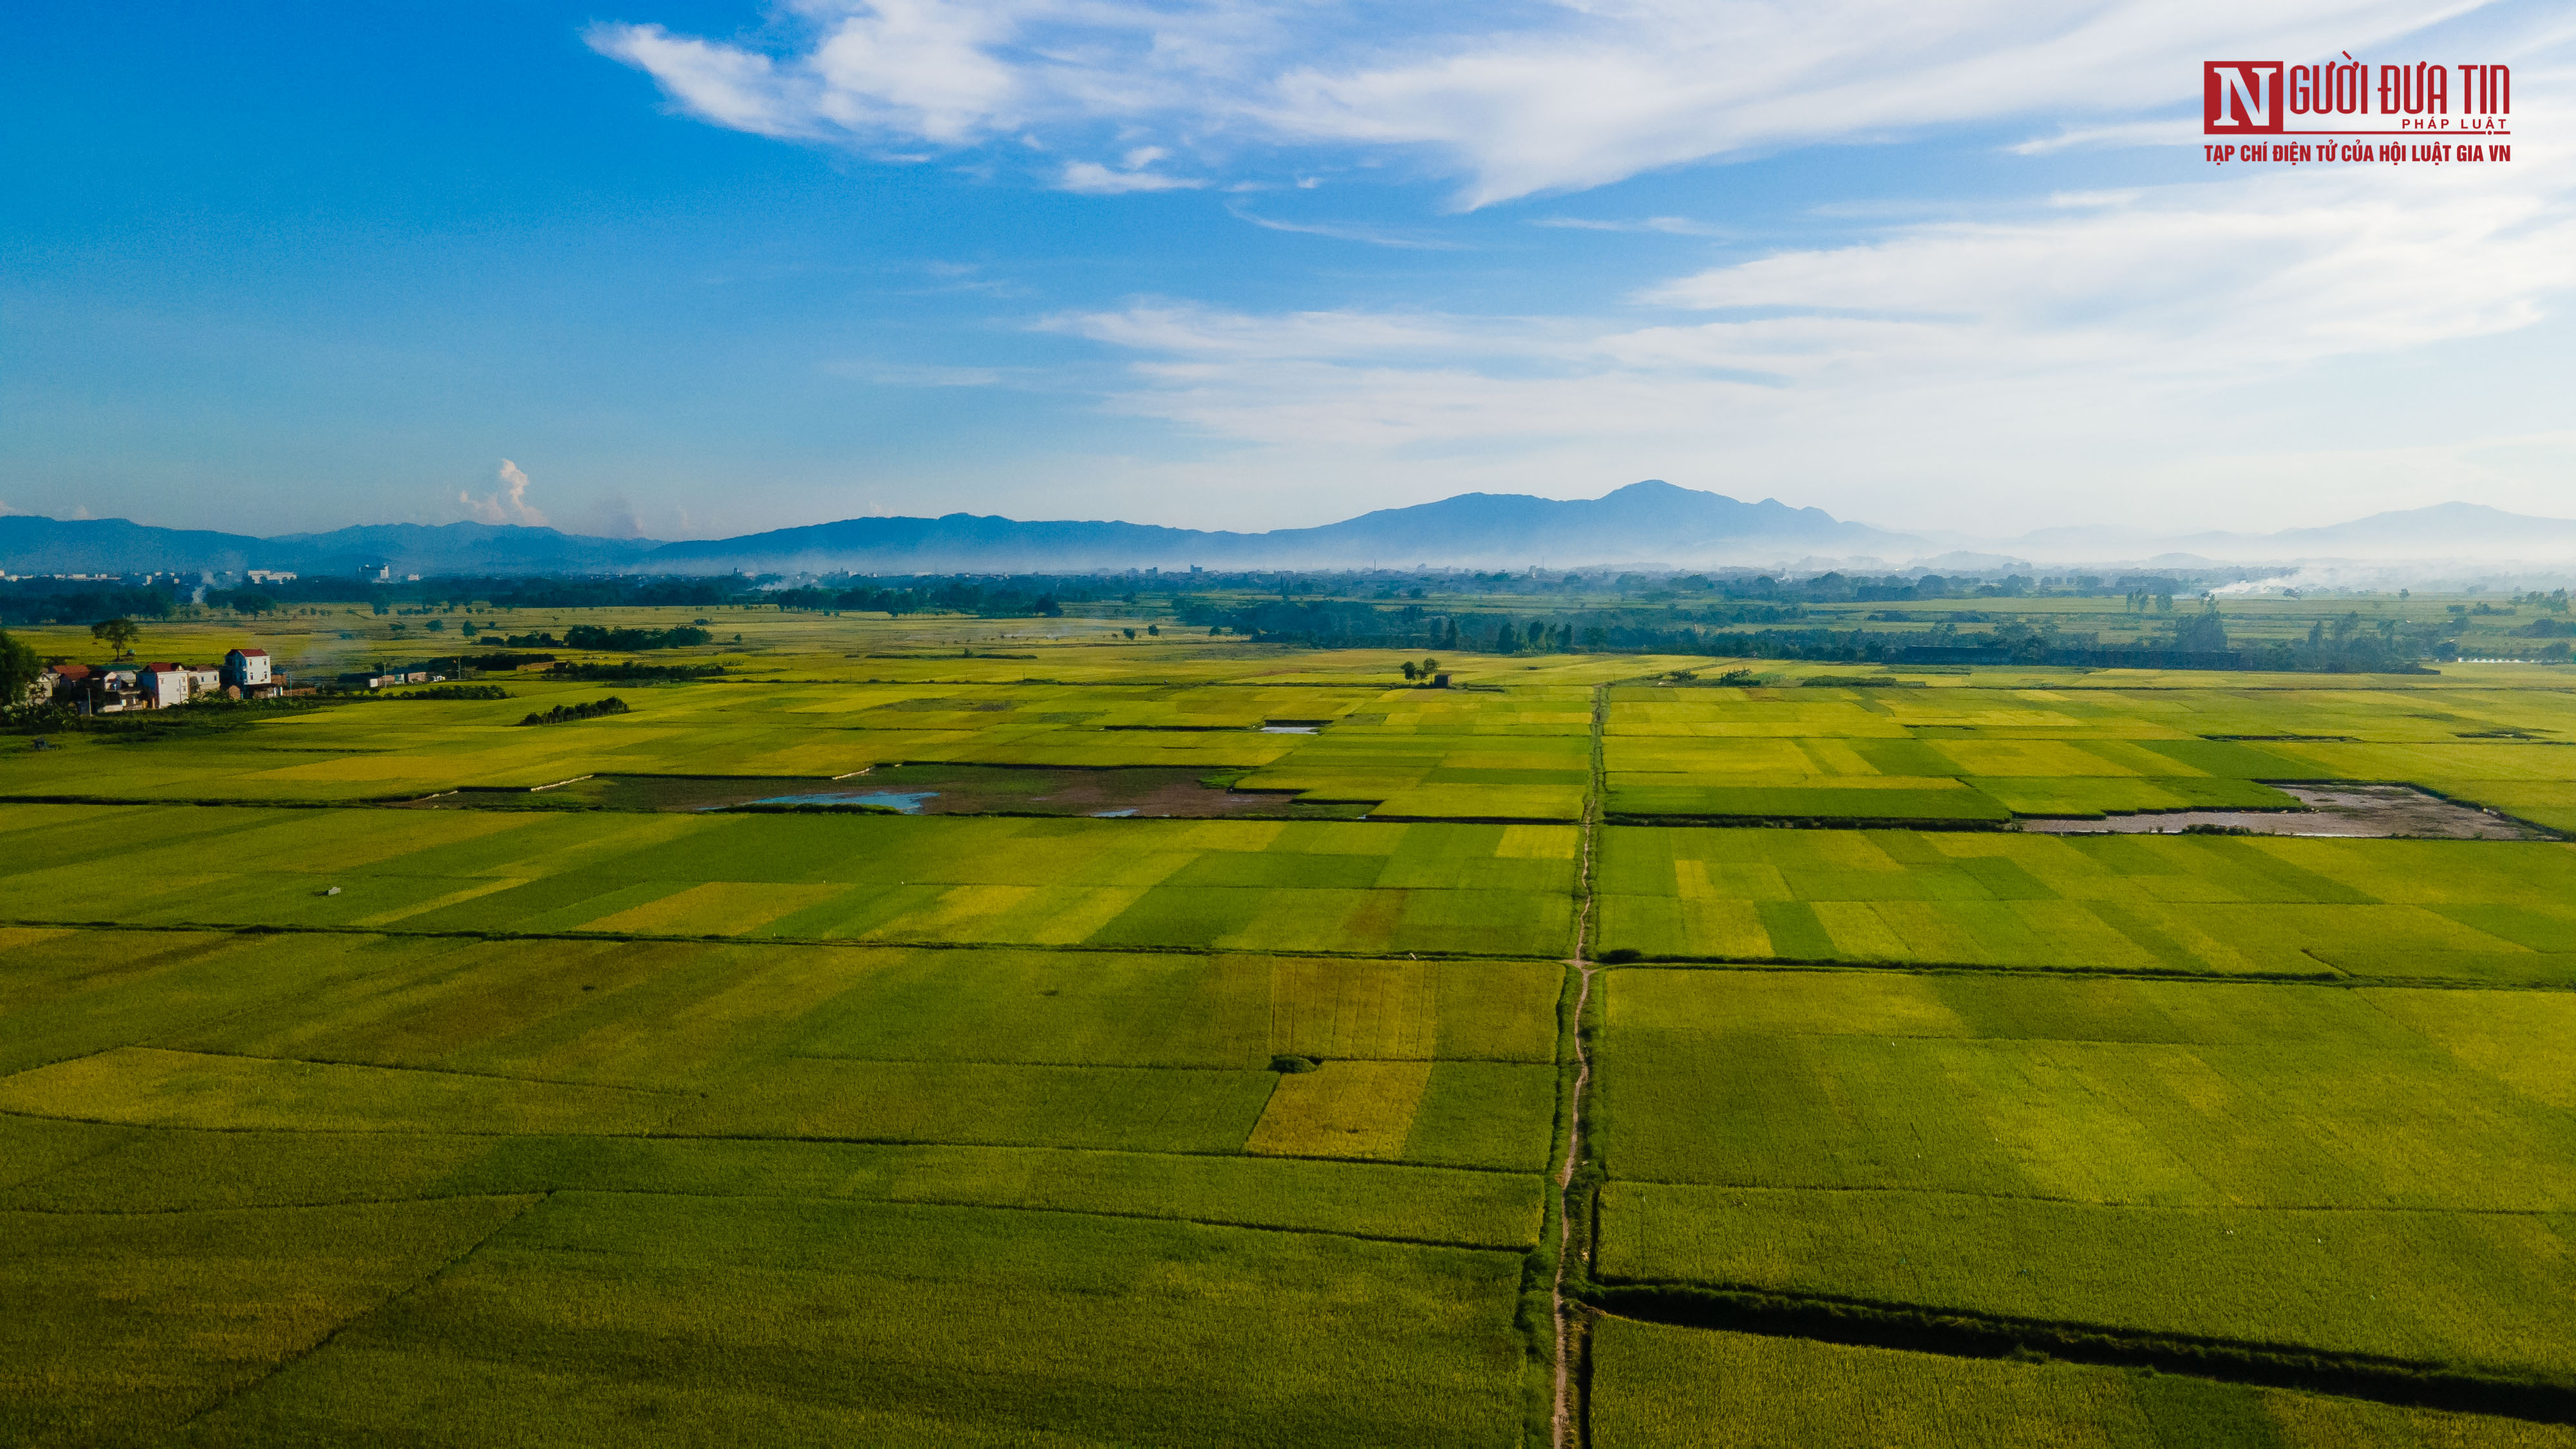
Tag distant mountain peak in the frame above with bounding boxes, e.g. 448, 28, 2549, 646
10, 489, 2569, 578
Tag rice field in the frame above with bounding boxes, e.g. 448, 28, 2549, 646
0, 808, 1581, 955
7, 615, 2576, 1444
1592, 969, 2576, 1381
1589, 1320, 2576, 1448
14, 1192, 1530, 1449
1594, 827, 2576, 979
1602, 683, 2576, 825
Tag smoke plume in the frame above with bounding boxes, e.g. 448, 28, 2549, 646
459, 459, 550, 526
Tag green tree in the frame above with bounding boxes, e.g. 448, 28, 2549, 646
0, 629, 39, 705
91, 617, 140, 658
2169, 603, 2230, 653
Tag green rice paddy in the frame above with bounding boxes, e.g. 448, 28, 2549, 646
1589, 1321, 2576, 1448
4, 608, 2574, 1444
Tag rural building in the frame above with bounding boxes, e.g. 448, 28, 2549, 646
137, 663, 193, 708
335, 668, 442, 689
55, 665, 147, 713
223, 648, 273, 689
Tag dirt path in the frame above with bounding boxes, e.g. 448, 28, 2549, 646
1551, 683, 1609, 1449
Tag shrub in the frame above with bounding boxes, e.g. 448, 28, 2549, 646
368, 685, 510, 701
548, 661, 726, 683
564, 624, 712, 651
516, 697, 630, 726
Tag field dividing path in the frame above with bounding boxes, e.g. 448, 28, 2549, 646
1552, 681, 1610, 1449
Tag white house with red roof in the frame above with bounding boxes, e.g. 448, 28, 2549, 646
137, 663, 192, 708
223, 648, 272, 689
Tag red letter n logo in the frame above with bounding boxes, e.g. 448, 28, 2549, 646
2204, 62, 2284, 133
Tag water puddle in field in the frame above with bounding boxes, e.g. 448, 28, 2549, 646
744, 790, 938, 813
409, 765, 1367, 819
2021, 784, 2548, 840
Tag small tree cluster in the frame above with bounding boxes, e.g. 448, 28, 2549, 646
515, 697, 631, 726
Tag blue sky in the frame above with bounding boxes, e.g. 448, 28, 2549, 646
4, 1, 2570, 542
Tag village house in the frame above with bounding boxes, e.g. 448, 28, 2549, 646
29, 663, 79, 705
36, 647, 287, 712
137, 663, 197, 708
51, 665, 147, 712
223, 648, 279, 697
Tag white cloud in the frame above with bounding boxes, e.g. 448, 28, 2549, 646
1640, 162, 2576, 372
591, 0, 2501, 205
459, 460, 550, 527
1060, 159, 1204, 193
587, 24, 819, 138
1533, 215, 1733, 236
1034, 126, 2576, 531
2007, 119, 2199, 155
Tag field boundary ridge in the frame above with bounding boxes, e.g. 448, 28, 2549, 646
1583, 1281, 2576, 1425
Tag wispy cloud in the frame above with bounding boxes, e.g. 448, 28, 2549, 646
1034, 130, 2576, 529
1533, 216, 1732, 236
1638, 163, 2576, 370
2007, 119, 2199, 155
589, 1, 2499, 205
1226, 205, 1466, 249
1060, 147, 1205, 193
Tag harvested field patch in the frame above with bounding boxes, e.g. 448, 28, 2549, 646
2020, 783, 2553, 838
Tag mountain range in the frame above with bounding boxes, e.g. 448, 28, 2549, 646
6, 485, 2573, 579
